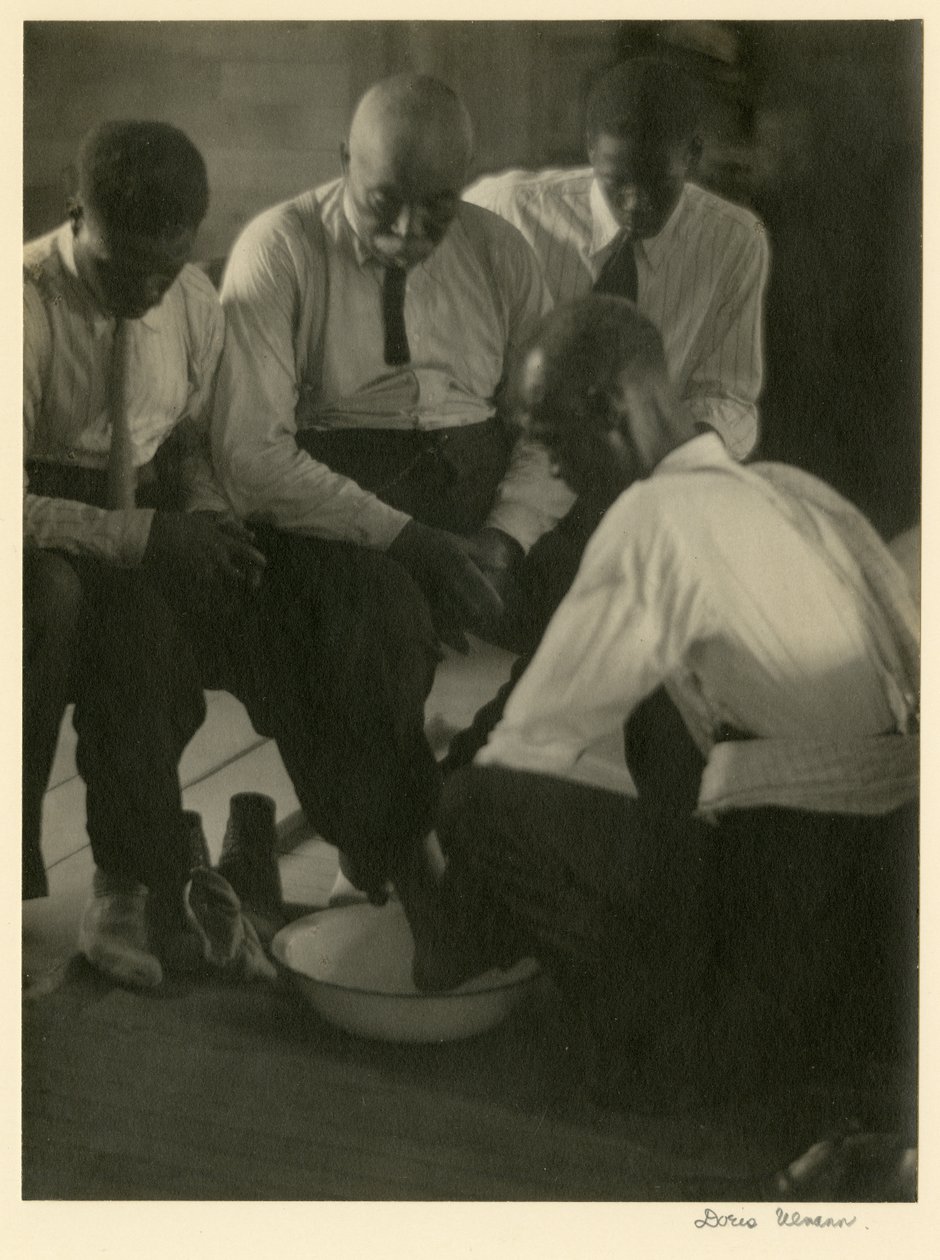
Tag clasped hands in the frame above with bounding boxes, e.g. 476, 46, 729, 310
143, 510, 267, 593
143, 510, 523, 651
388, 519, 523, 653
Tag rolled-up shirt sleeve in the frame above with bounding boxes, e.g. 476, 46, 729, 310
214, 214, 411, 548
483, 223, 576, 550
478, 504, 690, 789
682, 222, 770, 462
23, 283, 153, 565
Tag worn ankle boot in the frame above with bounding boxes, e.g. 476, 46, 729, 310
216, 794, 285, 938
78, 868, 163, 989
148, 812, 214, 975
185, 809, 212, 871
186, 868, 277, 982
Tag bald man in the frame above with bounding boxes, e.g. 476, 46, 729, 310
211, 74, 563, 902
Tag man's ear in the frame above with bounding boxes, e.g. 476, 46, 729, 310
339, 141, 351, 175
603, 427, 636, 479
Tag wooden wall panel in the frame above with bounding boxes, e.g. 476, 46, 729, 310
23, 21, 358, 258
23, 20, 624, 255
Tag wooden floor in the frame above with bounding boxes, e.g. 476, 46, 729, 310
18, 851, 858, 1201
24, 829, 904, 1202
20, 639, 910, 1202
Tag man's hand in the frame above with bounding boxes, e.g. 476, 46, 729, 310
465, 527, 524, 603
143, 511, 267, 593
388, 520, 504, 653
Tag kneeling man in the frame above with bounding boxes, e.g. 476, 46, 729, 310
402, 296, 918, 1108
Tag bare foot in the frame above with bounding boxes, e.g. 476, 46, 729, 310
390, 835, 490, 992
411, 928, 487, 993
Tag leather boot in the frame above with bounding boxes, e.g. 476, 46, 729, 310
148, 811, 213, 974
216, 793, 285, 941
185, 809, 212, 871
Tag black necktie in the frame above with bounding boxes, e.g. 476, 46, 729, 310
593, 234, 638, 302
382, 266, 411, 366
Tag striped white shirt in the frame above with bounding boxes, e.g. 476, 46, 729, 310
477, 434, 914, 815
214, 179, 567, 552
24, 223, 226, 565
465, 169, 769, 460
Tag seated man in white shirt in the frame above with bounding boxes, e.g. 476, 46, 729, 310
402, 297, 918, 1115
466, 55, 768, 461
24, 121, 289, 987
445, 55, 770, 767
212, 73, 566, 903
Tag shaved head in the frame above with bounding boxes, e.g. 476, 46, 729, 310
349, 74, 474, 179
343, 74, 474, 269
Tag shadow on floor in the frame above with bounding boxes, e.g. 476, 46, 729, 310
22, 946, 911, 1202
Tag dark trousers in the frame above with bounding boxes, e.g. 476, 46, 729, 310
297, 422, 511, 538
23, 532, 442, 903
436, 758, 918, 1111
160, 528, 442, 899
23, 547, 206, 899
23, 551, 81, 898
250, 421, 510, 893
24, 423, 510, 902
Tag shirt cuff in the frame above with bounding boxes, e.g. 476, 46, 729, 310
351, 499, 413, 550
121, 508, 156, 564
24, 497, 156, 567
682, 398, 759, 462
185, 483, 233, 515
483, 502, 553, 554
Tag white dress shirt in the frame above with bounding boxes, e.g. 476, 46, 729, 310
214, 179, 567, 551
24, 223, 225, 565
465, 169, 769, 460
477, 434, 903, 804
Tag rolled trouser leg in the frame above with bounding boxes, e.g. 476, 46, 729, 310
238, 533, 442, 900
435, 766, 658, 973
433, 764, 721, 1104
69, 564, 206, 904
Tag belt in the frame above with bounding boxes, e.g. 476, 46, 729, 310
26, 456, 166, 510
299, 418, 498, 447
297, 420, 508, 497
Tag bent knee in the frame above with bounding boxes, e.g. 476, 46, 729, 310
438, 764, 501, 854
367, 551, 436, 641
25, 550, 83, 650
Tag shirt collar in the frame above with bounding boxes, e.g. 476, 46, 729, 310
588, 179, 621, 257
341, 183, 381, 269
340, 180, 451, 282
653, 431, 731, 478
56, 222, 108, 325
54, 221, 162, 330
589, 179, 688, 272
137, 300, 165, 331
